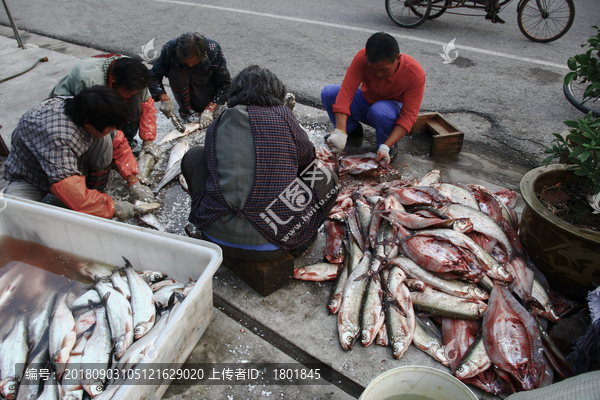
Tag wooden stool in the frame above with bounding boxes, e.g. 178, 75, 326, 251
409, 112, 464, 156
222, 252, 295, 296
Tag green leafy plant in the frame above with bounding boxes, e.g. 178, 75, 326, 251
544, 111, 600, 195
565, 25, 600, 103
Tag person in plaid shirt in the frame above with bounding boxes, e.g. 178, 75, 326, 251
4, 86, 154, 220
149, 32, 231, 129
182, 66, 338, 261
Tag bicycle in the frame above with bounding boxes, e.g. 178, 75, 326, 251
385, 0, 575, 43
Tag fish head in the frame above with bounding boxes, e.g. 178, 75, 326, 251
454, 362, 474, 380
452, 218, 473, 233
340, 330, 357, 351
361, 329, 374, 345
435, 346, 450, 367
84, 382, 105, 397
493, 265, 513, 282
469, 286, 490, 301
0, 377, 18, 400
392, 341, 407, 359
134, 322, 151, 340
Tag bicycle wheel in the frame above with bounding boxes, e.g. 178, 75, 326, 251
563, 80, 600, 117
518, 0, 575, 43
386, 0, 432, 28
427, 0, 453, 19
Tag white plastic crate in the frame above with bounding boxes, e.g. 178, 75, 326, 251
0, 194, 222, 400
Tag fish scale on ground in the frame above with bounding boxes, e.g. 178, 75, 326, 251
294, 165, 569, 396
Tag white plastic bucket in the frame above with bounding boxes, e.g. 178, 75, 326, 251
359, 366, 478, 400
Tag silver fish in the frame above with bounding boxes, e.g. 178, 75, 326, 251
390, 256, 489, 301
74, 309, 96, 337
413, 315, 449, 366
455, 334, 492, 380
61, 334, 87, 400
384, 266, 415, 359
16, 337, 49, 400
328, 254, 349, 315
138, 213, 166, 231
110, 267, 131, 301
179, 174, 189, 192
48, 293, 76, 380
416, 169, 442, 186
156, 123, 200, 146
137, 270, 169, 284
416, 228, 512, 281
70, 290, 102, 310
444, 204, 515, 261
153, 160, 182, 193
166, 140, 189, 170
27, 292, 57, 350
73, 262, 114, 282
431, 183, 480, 210
410, 286, 487, 320
137, 150, 160, 186
0, 315, 28, 400
122, 258, 156, 340
150, 278, 177, 292
338, 252, 371, 350
293, 263, 339, 281
360, 273, 385, 347
530, 276, 560, 322
93, 277, 133, 359
153, 282, 189, 308
35, 367, 59, 400
81, 304, 112, 398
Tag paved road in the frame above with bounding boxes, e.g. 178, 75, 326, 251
1, 0, 599, 167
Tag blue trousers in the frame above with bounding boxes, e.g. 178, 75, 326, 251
321, 84, 403, 146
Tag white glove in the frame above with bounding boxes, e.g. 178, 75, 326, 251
377, 144, 391, 164
113, 201, 143, 221
326, 129, 347, 156
199, 109, 214, 129
159, 99, 175, 118
129, 181, 155, 203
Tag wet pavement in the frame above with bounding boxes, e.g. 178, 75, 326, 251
0, 28, 531, 399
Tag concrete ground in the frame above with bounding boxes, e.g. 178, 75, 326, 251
0, 28, 531, 399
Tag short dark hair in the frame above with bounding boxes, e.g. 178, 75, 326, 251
64, 86, 129, 132
365, 32, 399, 64
227, 65, 286, 108
111, 57, 151, 91
176, 32, 207, 62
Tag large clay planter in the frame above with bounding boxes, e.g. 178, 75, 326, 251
520, 164, 600, 301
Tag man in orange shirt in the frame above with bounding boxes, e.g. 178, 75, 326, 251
322, 32, 426, 163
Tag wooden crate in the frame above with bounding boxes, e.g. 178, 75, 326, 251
409, 112, 464, 156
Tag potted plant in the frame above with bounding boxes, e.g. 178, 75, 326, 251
563, 25, 600, 117
519, 111, 600, 301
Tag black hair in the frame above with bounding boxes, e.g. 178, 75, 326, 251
227, 65, 286, 108
176, 32, 207, 62
111, 57, 151, 91
64, 86, 129, 132
365, 32, 399, 64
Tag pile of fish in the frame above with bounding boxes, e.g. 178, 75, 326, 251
294, 168, 576, 396
0, 258, 195, 400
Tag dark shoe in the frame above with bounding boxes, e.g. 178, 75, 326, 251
485, 13, 505, 23
184, 223, 202, 239
347, 123, 364, 140
389, 145, 398, 163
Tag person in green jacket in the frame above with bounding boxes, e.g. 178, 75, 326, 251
50, 54, 157, 154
